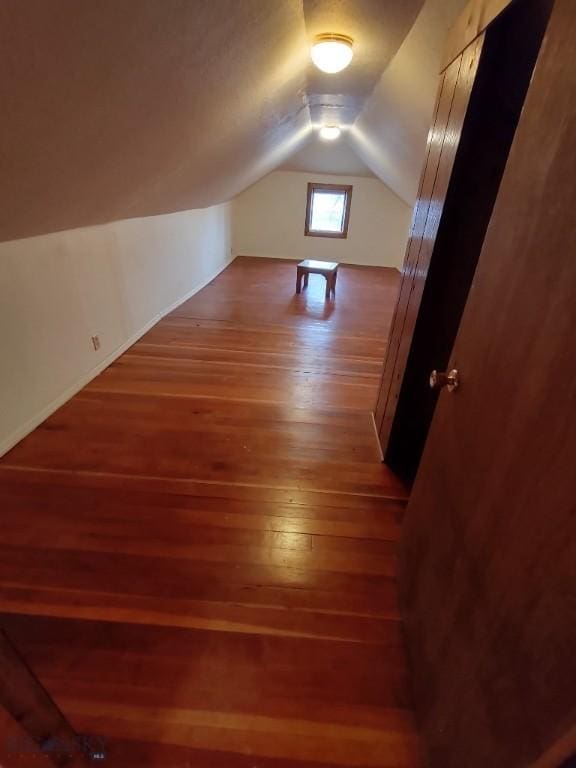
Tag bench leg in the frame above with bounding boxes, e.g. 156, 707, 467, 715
304, 273, 309, 288
296, 268, 303, 294
325, 275, 331, 299
333, 270, 338, 294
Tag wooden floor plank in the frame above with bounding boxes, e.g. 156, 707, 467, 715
0, 257, 418, 766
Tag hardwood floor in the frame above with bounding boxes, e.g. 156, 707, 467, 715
0, 257, 418, 767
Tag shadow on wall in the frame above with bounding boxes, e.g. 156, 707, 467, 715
0, 205, 232, 457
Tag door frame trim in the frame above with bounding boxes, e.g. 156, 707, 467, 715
442, 0, 513, 71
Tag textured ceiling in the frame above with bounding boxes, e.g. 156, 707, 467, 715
0, 0, 309, 240
280, 134, 375, 178
0, 0, 466, 242
303, 0, 422, 127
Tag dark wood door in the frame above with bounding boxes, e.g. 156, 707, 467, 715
374, 36, 484, 446
384, 0, 553, 484
401, 1, 576, 766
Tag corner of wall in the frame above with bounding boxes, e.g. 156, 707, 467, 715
0, 207, 234, 458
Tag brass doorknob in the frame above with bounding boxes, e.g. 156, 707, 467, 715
429, 368, 459, 392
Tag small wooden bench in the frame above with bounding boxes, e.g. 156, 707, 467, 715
296, 260, 339, 299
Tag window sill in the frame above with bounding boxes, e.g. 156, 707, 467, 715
304, 230, 348, 239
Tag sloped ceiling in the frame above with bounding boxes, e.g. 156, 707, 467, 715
303, 0, 422, 127
0, 0, 466, 242
280, 135, 375, 178
349, 0, 469, 204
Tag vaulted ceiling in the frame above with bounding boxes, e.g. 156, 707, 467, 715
0, 0, 466, 242
280, 135, 376, 178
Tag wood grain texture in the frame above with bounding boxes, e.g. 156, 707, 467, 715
0, 256, 418, 767
385, 0, 553, 484
0, 708, 47, 767
441, 0, 512, 70
375, 37, 483, 454
373, 68, 450, 440
0, 629, 79, 766
402, 2, 576, 766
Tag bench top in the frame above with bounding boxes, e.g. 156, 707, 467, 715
297, 259, 339, 272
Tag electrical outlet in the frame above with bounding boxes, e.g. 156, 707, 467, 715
91, 335, 101, 351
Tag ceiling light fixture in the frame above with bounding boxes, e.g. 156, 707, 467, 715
311, 33, 354, 74
319, 125, 341, 141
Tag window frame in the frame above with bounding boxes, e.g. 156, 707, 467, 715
304, 182, 353, 239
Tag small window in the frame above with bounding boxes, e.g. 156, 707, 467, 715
305, 183, 352, 239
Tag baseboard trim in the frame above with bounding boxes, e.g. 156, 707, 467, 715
235, 254, 401, 271
0, 256, 234, 459
370, 411, 385, 462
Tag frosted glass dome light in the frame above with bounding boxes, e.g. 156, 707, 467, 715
311, 34, 354, 74
319, 125, 341, 141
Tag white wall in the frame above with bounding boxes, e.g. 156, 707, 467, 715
0, 204, 232, 456
349, 0, 468, 205
232, 170, 411, 268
